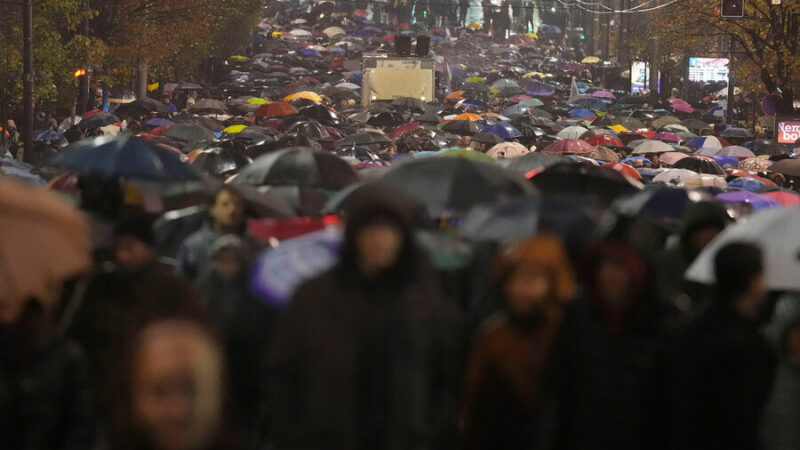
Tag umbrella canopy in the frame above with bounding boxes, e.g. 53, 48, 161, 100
79, 112, 119, 130
716, 145, 755, 158
286, 91, 323, 103
190, 146, 252, 178
557, 126, 589, 140
189, 99, 229, 115
586, 135, 623, 148
524, 81, 556, 97
660, 151, 689, 166
686, 135, 723, 149
587, 146, 621, 162
680, 118, 710, 132
529, 162, 641, 203
0, 176, 90, 310
391, 97, 427, 112
763, 191, 800, 206
233, 148, 358, 189
335, 131, 392, 148
479, 123, 522, 140
602, 162, 642, 179
442, 120, 482, 136
498, 152, 571, 175
652, 169, 703, 188
686, 206, 800, 290
48, 135, 201, 181
631, 140, 674, 154
721, 127, 754, 139
542, 139, 594, 154
381, 157, 534, 213
256, 102, 298, 117
486, 142, 530, 159
768, 159, 800, 177
460, 196, 541, 242
454, 113, 483, 121
738, 157, 773, 172
672, 156, 726, 175
164, 123, 218, 142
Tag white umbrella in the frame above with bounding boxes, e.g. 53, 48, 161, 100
695, 147, 720, 157
323, 26, 346, 38
335, 82, 360, 90
486, 142, 530, 159
289, 29, 312, 37
653, 168, 703, 188
556, 125, 588, 140
686, 206, 800, 291
700, 174, 727, 188
660, 151, 689, 166
632, 140, 674, 154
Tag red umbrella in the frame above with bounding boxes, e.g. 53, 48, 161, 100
618, 131, 648, 145
389, 123, 422, 139
638, 130, 656, 139
541, 139, 594, 154
586, 135, 623, 147
256, 102, 298, 118
81, 109, 106, 118
602, 162, 642, 179
763, 191, 800, 206
382, 35, 395, 42
509, 94, 533, 102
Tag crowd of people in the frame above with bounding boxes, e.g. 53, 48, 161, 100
2, 1, 800, 450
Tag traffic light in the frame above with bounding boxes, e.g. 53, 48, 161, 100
580, 34, 585, 40
720, 0, 744, 17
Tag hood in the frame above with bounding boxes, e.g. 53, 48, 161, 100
337, 182, 426, 286
679, 200, 729, 254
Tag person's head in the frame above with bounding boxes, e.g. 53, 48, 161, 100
114, 215, 157, 274
583, 240, 649, 312
209, 186, 245, 233
496, 234, 575, 319
129, 320, 224, 450
714, 242, 765, 318
162, 96, 172, 105
680, 201, 729, 257
209, 235, 245, 281
340, 183, 418, 281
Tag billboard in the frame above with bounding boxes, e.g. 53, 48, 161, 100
630, 61, 649, 94
688, 57, 729, 83
776, 119, 800, 144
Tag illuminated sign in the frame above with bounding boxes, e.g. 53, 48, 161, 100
777, 120, 800, 144
688, 57, 729, 83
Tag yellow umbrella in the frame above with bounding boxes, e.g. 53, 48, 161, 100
223, 125, 248, 134
522, 72, 547, 79
467, 23, 483, 30
247, 98, 269, 105
527, 32, 538, 39
581, 56, 601, 64
285, 91, 322, 102
608, 125, 628, 133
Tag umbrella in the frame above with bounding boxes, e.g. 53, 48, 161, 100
461, 196, 541, 242
568, 109, 596, 119
233, 148, 357, 189
388, 123, 423, 140
738, 157, 773, 172
557, 126, 589, 140
189, 99, 229, 115
442, 120, 482, 136
164, 123, 218, 142
726, 177, 771, 193
0, 176, 90, 309
47, 135, 201, 181
222, 124, 248, 134
285, 120, 331, 140
479, 123, 522, 140
498, 152, 571, 175
686, 206, 800, 290
381, 157, 534, 213
767, 159, 800, 177
762, 191, 800, 206
529, 162, 641, 203
79, 112, 119, 130
144, 118, 174, 130
471, 132, 505, 145
367, 111, 405, 128
587, 146, 621, 162
686, 135, 723, 149
285, 91, 322, 103
672, 156, 725, 175
716, 145, 755, 158
721, 127, 754, 139
453, 113, 483, 121
391, 97, 427, 112
486, 142, 530, 159
322, 26, 346, 37
602, 162, 642, 179
114, 98, 170, 116
256, 102, 298, 117
190, 146, 252, 178
33, 130, 68, 148
680, 118, 710, 132
632, 140, 674, 155
542, 139, 594, 154
0, 158, 45, 185
654, 132, 682, 143
660, 151, 689, 166
574, 97, 608, 111
617, 96, 648, 105
524, 81, 556, 97
335, 132, 392, 148
299, 104, 341, 126
653, 169, 703, 188
586, 135, 623, 148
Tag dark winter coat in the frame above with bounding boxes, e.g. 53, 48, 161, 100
266, 185, 462, 450
668, 303, 776, 450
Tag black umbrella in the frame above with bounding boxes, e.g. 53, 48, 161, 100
79, 112, 119, 130
191, 146, 252, 178
233, 148, 358, 189
335, 131, 392, 148
498, 152, 572, 175
416, 111, 442, 124
164, 123, 218, 142
299, 104, 341, 126
392, 97, 427, 113
285, 120, 331, 140
114, 98, 170, 116
172, 115, 224, 132
617, 96, 649, 105
441, 120, 482, 136
471, 132, 505, 145
367, 111, 406, 128
680, 118, 710, 132
672, 156, 725, 175
768, 158, 800, 177
381, 157, 535, 213
189, 99, 229, 115
529, 162, 640, 203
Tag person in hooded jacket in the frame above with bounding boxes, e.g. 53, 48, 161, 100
668, 243, 775, 450
460, 234, 575, 450
760, 294, 800, 450
266, 183, 462, 450
552, 239, 671, 450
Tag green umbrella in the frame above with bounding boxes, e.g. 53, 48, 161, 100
466, 76, 486, 83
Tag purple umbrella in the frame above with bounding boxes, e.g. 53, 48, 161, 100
591, 90, 616, 99
524, 81, 556, 97
654, 132, 682, 143
715, 191, 780, 210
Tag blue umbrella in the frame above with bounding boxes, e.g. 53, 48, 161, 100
503, 104, 529, 116
540, 24, 562, 33
713, 155, 739, 168
144, 118, 174, 129
0, 158, 45, 186
47, 135, 201, 181
621, 156, 652, 166
460, 97, 490, 109
299, 48, 321, 58
524, 81, 556, 97
33, 129, 68, 148
355, 27, 381, 37
703, 105, 725, 119
448, 65, 466, 81
727, 177, 768, 193
327, 47, 346, 54
480, 123, 522, 139
568, 109, 595, 118
573, 97, 608, 111
431, 35, 443, 41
